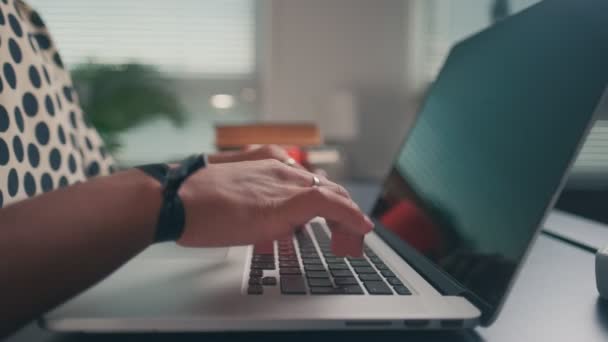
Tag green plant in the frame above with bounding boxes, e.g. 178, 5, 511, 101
71, 63, 186, 152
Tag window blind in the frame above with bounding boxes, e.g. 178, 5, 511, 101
27, 0, 255, 76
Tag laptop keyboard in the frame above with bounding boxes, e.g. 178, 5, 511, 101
247, 222, 412, 296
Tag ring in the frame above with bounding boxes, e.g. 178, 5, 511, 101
312, 175, 321, 187
284, 157, 297, 167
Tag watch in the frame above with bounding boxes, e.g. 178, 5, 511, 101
137, 154, 207, 242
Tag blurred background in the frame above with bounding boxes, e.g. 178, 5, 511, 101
29, 0, 608, 221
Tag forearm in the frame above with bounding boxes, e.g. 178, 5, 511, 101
0, 169, 161, 336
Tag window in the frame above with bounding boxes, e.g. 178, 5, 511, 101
28, 0, 255, 76
29, 0, 258, 164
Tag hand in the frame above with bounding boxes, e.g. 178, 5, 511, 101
208, 145, 305, 169
177, 159, 373, 256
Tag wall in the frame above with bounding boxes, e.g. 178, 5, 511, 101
260, 0, 415, 180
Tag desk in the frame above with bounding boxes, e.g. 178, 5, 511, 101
7, 183, 608, 342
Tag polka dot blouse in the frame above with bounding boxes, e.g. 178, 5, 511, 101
0, 0, 116, 208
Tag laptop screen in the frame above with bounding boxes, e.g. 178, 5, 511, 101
370, 0, 608, 316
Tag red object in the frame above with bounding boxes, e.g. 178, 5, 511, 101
380, 200, 442, 256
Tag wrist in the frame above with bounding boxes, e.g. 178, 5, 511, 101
126, 169, 164, 246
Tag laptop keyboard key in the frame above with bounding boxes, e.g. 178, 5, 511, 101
304, 264, 326, 272
306, 271, 330, 279
364, 281, 393, 295
354, 267, 376, 274
334, 277, 358, 286
303, 259, 323, 265
359, 274, 382, 282
328, 264, 349, 270
349, 260, 371, 268
249, 269, 263, 277
262, 277, 277, 286
369, 257, 383, 264
380, 270, 395, 278
331, 270, 354, 278
280, 261, 300, 268
387, 277, 403, 286
251, 263, 275, 270
348, 257, 367, 262
325, 257, 345, 264
375, 263, 389, 270
308, 278, 332, 287
249, 277, 262, 285
394, 285, 411, 295
252, 255, 275, 262
281, 276, 307, 294
248, 285, 263, 295
340, 285, 364, 294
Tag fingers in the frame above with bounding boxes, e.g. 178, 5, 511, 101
331, 224, 365, 257
274, 163, 351, 200
284, 187, 373, 236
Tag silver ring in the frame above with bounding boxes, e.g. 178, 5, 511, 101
312, 175, 321, 187
284, 157, 297, 167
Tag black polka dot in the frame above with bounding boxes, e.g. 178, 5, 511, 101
12, 135, 23, 162
3, 62, 16, 89
85, 136, 93, 151
0, 7, 5, 26
0, 105, 8, 132
0, 138, 8, 165
8, 14, 22, 37
49, 148, 61, 170
69, 111, 77, 129
8, 168, 18, 196
22, 92, 38, 117
41, 173, 53, 192
57, 124, 66, 145
69, 133, 77, 148
13, 1, 22, 20
35, 122, 50, 145
24, 172, 36, 197
14, 106, 24, 132
27, 33, 38, 53
53, 52, 64, 69
55, 93, 62, 110
0, 75, 3, 93
8, 38, 21, 63
27, 143, 40, 167
63, 86, 74, 103
44, 95, 55, 116
87, 162, 100, 177
30, 10, 45, 27
68, 154, 77, 174
59, 176, 68, 187
42, 65, 50, 85
29, 65, 41, 88
34, 33, 50, 50
0, 190, 3, 207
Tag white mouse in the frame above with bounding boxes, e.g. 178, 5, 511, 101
596, 246, 608, 299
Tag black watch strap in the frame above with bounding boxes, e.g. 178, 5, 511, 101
137, 154, 207, 242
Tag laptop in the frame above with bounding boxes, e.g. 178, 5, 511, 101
43, 0, 608, 332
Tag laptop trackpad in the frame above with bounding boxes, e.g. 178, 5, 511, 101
138, 242, 229, 261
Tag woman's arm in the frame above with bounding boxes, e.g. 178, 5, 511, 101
0, 159, 372, 337
0, 169, 161, 335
